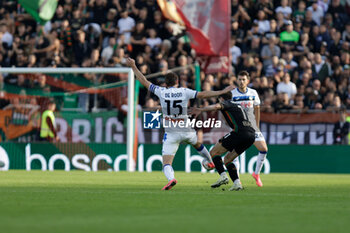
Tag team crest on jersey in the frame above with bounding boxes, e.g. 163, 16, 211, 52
143, 110, 161, 129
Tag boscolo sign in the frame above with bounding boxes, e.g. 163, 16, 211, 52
0, 143, 270, 173
0, 143, 349, 173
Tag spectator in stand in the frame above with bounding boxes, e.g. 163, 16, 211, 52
101, 37, 116, 66
255, 10, 270, 34
255, 0, 274, 19
265, 55, 280, 77
150, 11, 168, 40
313, 79, 322, 95
101, 8, 117, 48
231, 19, 244, 45
280, 20, 299, 52
275, 0, 292, 19
326, 95, 342, 112
293, 1, 307, 22
52, 5, 66, 28
310, 25, 322, 52
90, 0, 107, 25
328, 0, 348, 31
84, 23, 101, 49
284, 51, 298, 73
312, 53, 331, 82
276, 72, 297, 100
261, 36, 281, 68
292, 93, 305, 110
146, 28, 162, 51
35, 74, 51, 93
342, 23, 350, 42
118, 9, 136, 44
73, 30, 92, 66
307, 0, 324, 26
130, 21, 147, 58
114, 47, 126, 66
70, 9, 85, 33
262, 19, 278, 44
273, 92, 292, 112
230, 36, 241, 67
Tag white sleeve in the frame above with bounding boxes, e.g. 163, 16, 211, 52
185, 88, 198, 100
131, 18, 135, 28
149, 84, 161, 97
276, 83, 281, 94
292, 83, 297, 95
253, 90, 261, 106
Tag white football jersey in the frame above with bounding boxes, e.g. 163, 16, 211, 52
231, 87, 260, 131
150, 84, 197, 132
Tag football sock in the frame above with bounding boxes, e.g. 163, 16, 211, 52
226, 163, 239, 182
163, 164, 175, 181
196, 144, 213, 162
255, 151, 267, 174
232, 156, 240, 174
212, 156, 225, 174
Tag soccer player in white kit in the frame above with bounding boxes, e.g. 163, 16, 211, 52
230, 71, 268, 187
126, 58, 234, 190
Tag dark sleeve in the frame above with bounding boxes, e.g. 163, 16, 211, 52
220, 101, 229, 111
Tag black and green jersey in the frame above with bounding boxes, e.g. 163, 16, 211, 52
220, 100, 253, 132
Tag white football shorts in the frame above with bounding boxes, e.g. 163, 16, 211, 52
255, 131, 266, 142
162, 131, 197, 156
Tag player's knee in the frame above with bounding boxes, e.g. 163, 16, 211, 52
224, 154, 234, 164
256, 143, 268, 153
261, 146, 268, 153
223, 156, 231, 164
210, 149, 218, 158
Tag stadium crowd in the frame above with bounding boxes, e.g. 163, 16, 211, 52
0, 0, 349, 112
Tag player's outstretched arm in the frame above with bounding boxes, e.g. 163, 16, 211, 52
190, 103, 222, 117
125, 57, 152, 89
196, 85, 234, 99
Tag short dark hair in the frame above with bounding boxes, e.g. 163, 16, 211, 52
219, 91, 232, 100
238, 71, 250, 80
165, 72, 178, 87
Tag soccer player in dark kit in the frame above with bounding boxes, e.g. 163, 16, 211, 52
191, 92, 255, 191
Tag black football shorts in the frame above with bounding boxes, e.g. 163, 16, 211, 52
219, 129, 255, 155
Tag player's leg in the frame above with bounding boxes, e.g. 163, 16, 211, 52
223, 152, 243, 191
252, 132, 268, 187
186, 131, 214, 169
192, 141, 215, 169
193, 141, 213, 162
232, 156, 240, 175
224, 152, 240, 182
162, 155, 177, 190
227, 130, 255, 190
210, 142, 229, 188
161, 133, 179, 190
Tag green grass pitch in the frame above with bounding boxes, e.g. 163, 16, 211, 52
0, 171, 349, 233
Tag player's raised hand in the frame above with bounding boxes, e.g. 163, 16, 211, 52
223, 85, 234, 93
126, 57, 136, 67
189, 107, 202, 118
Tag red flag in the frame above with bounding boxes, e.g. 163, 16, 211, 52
169, 0, 231, 73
